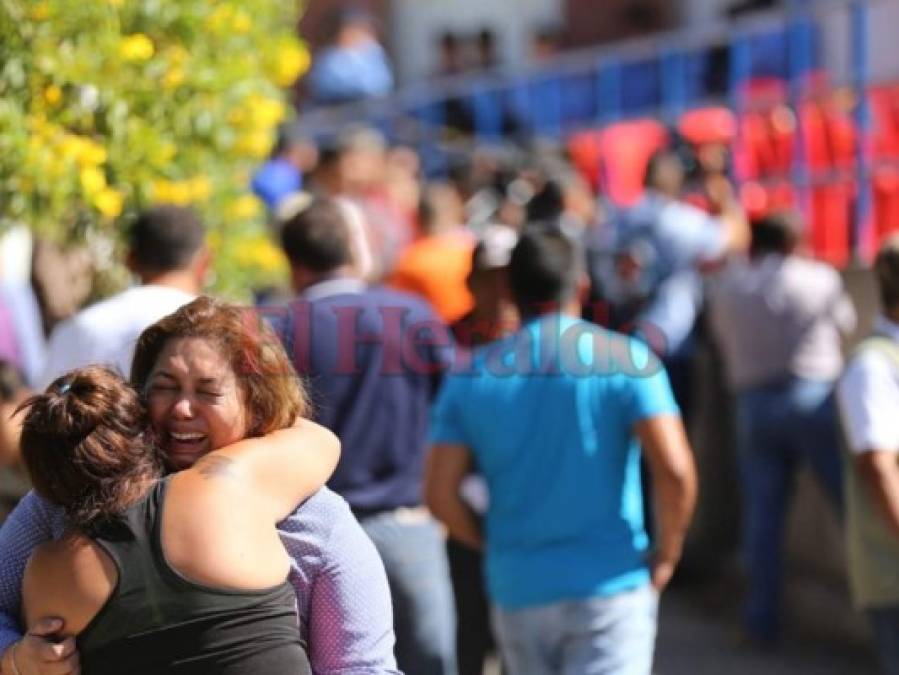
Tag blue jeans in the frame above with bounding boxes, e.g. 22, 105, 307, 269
868, 607, 899, 675
490, 585, 658, 675
735, 378, 843, 642
360, 508, 458, 675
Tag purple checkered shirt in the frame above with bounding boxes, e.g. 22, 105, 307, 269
0, 487, 400, 674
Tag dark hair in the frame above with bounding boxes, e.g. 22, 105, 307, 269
279, 198, 353, 272
750, 211, 801, 257
876, 234, 899, 311
128, 204, 205, 273
18, 367, 162, 529
131, 296, 307, 437
509, 226, 582, 315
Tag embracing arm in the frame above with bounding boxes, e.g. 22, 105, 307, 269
189, 419, 340, 523
278, 493, 400, 674
0, 493, 81, 675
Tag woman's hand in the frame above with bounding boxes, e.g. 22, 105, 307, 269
1, 618, 80, 675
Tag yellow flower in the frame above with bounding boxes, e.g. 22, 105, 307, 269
235, 237, 287, 273
80, 167, 107, 195
247, 95, 286, 128
93, 188, 124, 217
108, 0, 124, 7
236, 131, 274, 159
152, 179, 193, 205
119, 34, 155, 62
227, 195, 262, 220
29, 2, 51, 21
162, 67, 184, 89
43, 85, 62, 106
207, 4, 235, 33
271, 40, 310, 87
79, 140, 107, 167
231, 10, 252, 34
188, 176, 212, 202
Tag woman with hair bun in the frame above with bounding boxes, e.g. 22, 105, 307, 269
15, 363, 337, 674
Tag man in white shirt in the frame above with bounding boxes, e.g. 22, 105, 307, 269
710, 211, 855, 645
838, 234, 899, 675
40, 205, 207, 387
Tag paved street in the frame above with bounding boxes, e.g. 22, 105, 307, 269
655, 583, 876, 675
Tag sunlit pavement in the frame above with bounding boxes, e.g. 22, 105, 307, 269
654, 576, 877, 675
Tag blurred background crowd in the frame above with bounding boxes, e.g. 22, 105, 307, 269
4, 0, 899, 673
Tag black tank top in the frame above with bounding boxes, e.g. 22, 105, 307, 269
76, 478, 312, 675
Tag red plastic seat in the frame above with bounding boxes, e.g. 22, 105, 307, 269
596, 119, 669, 207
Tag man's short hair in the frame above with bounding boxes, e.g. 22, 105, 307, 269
509, 225, 582, 312
128, 205, 205, 273
279, 198, 354, 272
876, 233, 899, 311
750, 210, 802, 257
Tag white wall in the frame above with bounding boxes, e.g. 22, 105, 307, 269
389, 0, 563, 82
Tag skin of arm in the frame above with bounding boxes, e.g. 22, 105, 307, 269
423, 443, 482, 550
193, 419, 340, 523
0, 493, 78, 675
856, 450, 899, 540
634, 413, 698, 591
0, 399, 26, 467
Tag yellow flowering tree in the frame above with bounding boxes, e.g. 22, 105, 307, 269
0, 0, 311, 298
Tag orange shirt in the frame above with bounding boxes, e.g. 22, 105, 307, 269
386, 231, 475, 323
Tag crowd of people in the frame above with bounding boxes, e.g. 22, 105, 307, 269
0, 117, 899, 675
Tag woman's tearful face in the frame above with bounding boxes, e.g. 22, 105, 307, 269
145, 337, 248, 470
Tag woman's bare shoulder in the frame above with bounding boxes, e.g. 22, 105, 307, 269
23, 534, 117, 634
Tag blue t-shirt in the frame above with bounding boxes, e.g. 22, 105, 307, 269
430, 314, 679, 609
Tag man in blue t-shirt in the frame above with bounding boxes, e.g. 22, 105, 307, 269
426, 226, 697, 675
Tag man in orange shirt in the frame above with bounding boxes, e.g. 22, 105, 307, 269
387, 182, 475, 323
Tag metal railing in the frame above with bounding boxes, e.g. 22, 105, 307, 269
293, 0, 899, 263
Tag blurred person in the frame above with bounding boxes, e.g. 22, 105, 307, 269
838, 234, 899, 675
475, 28, 499, 71
426, 227, 697, 675
0, 362, 29, 520
0, 297, 400, 675
602, 149, 749, 422
306, 7, 394, 106
709, 211, 855, 644
0, 279, 45, 388
0, 363, 28, 468
436, 31, 466, 76
277, 199, 458, 675
15, 365, 338, 674
311, 127, 415, 280
387, 182, 476, 323
39, 205, 208, 388
531, 25, 563, 62
444, 225, 518, 675
251, 127, 319, 212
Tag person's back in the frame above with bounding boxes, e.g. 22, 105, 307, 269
24, 478, 309, 674
278, 197, 457, 675
287, 284, 445, 512
435, 314, 671, 606
427, 227, 696, 675
39, 204, 207, 388
711, 253, 855, 390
